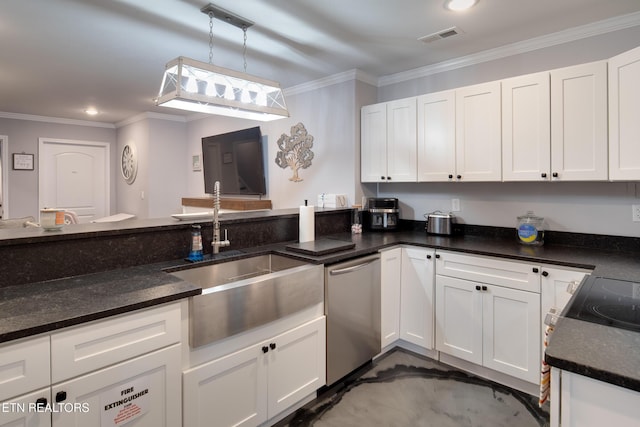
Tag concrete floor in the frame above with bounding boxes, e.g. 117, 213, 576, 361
275, 348, 550, 427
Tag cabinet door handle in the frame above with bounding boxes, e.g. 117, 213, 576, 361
456, 175, 462, 180
482, 285, 488, 291
380, 176, 385, 180
448, 174, 453, 179
542, 271, 549, 277
552, 172, 558, 178
270, 343, 276, 350
435, 254, 441, 259
475, 285, 481, 291
533, 267, 539, 273
541, 173, 547, 178
426, 255, 432, 259
262, 346, 269, 353
35, 397, 48, 409
55, 391, 67, 403
387, 176, 392, 180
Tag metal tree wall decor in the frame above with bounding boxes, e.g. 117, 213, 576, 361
275, 122, 314, 182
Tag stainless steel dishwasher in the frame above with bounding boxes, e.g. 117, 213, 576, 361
325, 254, 381, 385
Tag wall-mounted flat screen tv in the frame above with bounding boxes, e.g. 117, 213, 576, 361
201, 126, 267, 196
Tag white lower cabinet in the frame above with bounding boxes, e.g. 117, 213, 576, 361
0, 388, 51, 427
52, 344, 181, 426
435, 251, 541, 384
183, 316, 326, 427
552, 369, 640, 427
380, 248, 402, 348
400, 247, 435, 349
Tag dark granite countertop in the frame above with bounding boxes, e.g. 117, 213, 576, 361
2, 225, 640, 395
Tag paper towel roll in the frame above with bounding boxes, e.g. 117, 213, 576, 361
299, 205, 315, 243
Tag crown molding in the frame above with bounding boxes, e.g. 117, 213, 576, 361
285, 69, 378, 96
116, 111, 188, 128
0, 111, 116, 128
379, 11, 640, 87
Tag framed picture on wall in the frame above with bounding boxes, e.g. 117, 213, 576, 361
12, 153, 34, 170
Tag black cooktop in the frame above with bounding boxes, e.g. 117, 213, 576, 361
564, 276, 640, 333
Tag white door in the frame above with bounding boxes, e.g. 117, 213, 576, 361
550, 61, 608, 181
267, 317, 326, 418
435, 275, 483, 364
609, 45, 640, 180
380, 248, 402, 348
417, 90, 456, 182
482, 285, 540, 384
386, 98, 417, 182
502, 72, 551, 181
183, 342, 267, 427
400, 247, 435, 349
361, 103, 387, 182
39, 138, 110, 223
0, 135, 7, 219
455, 81, 502, 181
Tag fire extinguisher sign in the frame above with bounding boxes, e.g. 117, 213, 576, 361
100, 376, 151, 426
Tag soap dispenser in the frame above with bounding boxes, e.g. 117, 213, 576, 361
188, 224, 204, 261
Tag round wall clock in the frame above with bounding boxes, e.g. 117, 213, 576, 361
121, 143, 138, 185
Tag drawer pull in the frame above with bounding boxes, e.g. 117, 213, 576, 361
475, 285, 481, 291
35, 397, 48, 409
482, 285, 488, 291
532, 267, 539, 273
542, 271, 549, 277
55, 391, 67, 403
270, 343, 276, 350
262, 346, 269, 353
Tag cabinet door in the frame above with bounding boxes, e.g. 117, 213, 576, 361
400, 247, 435, 349
417, 90, 456, 182
183, 343, 267, 427
361, 103, 387, 182
550, 61, 608, 181
387, 98, 417, 182
0, 388, 51, 427
482, 285, 540, 384
52, 344, 181, 427
502, 72, 551, 181
0, 335, 50, 402
267, 317, 326, 418
380, 248, 402, 348
609, 46, 640, 180
455, 81, 502, 181
435, 276, 483, 364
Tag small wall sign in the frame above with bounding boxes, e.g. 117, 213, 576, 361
12, 153, 34, 170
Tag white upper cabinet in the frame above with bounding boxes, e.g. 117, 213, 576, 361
417, 90, 456, 181
361, 98, 417, 183
455, 81, 502, 181
361, 102, 387, 182
502, 72, 551, 181
608, 46, 640, 181
550, 61, 608, 181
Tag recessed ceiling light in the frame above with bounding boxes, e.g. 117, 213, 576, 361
445, 0, 478, 11
84, 107, 99, 116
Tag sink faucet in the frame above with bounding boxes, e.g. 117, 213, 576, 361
212, 181, 230, 254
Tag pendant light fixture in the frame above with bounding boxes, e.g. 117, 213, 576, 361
156, 3, 289, 121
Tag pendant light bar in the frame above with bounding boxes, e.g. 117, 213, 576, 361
156, 4, 289, 121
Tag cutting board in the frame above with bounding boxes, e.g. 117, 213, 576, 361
285, 238, 355, 256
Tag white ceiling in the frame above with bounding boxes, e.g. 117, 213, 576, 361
1, 0, 640, 124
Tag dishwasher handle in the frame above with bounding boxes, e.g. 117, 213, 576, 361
329, 258, 378, 276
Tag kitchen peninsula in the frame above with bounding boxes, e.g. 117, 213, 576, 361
2, 209, 640, 426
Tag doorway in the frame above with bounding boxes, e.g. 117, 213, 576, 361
0, 136, 7, 219
38, 138, 110, 223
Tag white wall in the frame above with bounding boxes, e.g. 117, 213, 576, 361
371, 26, 640, 237
0, 116, 116, 218
186, 79, 360, 210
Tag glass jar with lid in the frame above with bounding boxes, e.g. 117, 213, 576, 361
516, 211, 544, 245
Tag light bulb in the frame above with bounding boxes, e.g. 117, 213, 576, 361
224, 85, 235, 100
445, 0, 477, 11
185, 77, 198, 93
205, 80, 216, 97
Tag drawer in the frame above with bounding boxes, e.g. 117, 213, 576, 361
0, 335, 50, 402
436, 251, 540, 293
51, 302, 181, 382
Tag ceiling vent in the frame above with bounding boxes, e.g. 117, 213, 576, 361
418, 26, 463, 44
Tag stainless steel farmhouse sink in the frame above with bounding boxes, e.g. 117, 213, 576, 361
168, 254, 324, 348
